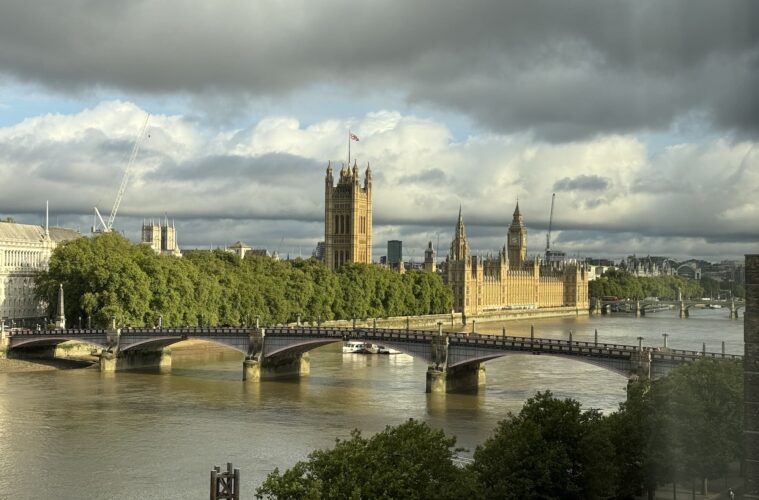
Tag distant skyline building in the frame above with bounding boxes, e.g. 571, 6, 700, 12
313, 241, 325, 261
387, 240, 402, 265
324, 160, 372, 270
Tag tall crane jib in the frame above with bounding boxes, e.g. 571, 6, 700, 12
92, 114, 150, 233
546, 192, 555, 253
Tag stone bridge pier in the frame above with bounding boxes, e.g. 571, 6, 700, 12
730, 299, 740, 320
98, 321, 172, 372
425, 327, 486, 394
242, 328, 310, 381
0, 323, 8, 358
679, 300, 689, 318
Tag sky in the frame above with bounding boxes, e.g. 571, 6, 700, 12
0, 0, 757, 263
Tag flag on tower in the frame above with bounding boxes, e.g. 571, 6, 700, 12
350, 133, 359, 141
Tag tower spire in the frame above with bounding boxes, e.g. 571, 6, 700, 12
450, 206, 469, 261
456, 205, 465, 238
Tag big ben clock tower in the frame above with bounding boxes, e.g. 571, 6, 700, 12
507, 201, 527, 266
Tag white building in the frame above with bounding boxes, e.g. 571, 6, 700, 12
227, 241, 252, 259
0, 221, 81, 326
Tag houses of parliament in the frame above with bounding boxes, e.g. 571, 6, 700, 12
323, 163, 589, 316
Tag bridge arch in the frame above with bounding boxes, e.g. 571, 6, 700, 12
265, 339, 341, 358
9, 336, 107, 351
447, 350, 633, 378
120, 336, 249, 355
264, 337, 427, 363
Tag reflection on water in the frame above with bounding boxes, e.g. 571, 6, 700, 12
0, 311, 743, 499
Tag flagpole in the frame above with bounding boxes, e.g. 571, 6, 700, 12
348, 129, 351, 165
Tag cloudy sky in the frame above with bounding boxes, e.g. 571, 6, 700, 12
0, 0, 757, 262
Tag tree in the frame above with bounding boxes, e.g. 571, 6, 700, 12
256, 420, 481, 499
37, 237, 454, 327
472, 391, 617, 500
652, 359, 743, 494
607, 360, 744, 498
35, 233, 152, 326
588, 269, 704, 301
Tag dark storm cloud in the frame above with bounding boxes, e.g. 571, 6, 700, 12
148, 153, 322, 186
397, 168, 447, 186
553, 175, 610, 192
1, 0, 756, 140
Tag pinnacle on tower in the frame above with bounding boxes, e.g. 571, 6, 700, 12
512, 200, 524, 225
456, 205, 466, 238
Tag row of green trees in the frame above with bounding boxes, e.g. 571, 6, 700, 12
35, 233, 453, 327
257, 358, 743, 499
589, 269, 704, 300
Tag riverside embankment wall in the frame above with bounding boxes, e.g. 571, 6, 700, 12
319, 306, 587, 331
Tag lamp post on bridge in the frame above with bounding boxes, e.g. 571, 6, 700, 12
662, 333, 669, 349
568, 330, 574, 353
635, 336, 645, 374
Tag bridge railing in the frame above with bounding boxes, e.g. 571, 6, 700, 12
448, 336, 635, 359
9, 328, 107, 336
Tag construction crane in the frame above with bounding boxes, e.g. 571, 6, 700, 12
93, 114, 150, 233
545, 193, 555, 253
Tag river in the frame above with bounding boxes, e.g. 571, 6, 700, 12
0, 309, 743, 499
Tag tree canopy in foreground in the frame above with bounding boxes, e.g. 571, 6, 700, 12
255, 420, 480, 500
256, 359, 743, 499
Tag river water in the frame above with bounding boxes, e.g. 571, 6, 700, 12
0, 309, 743, 499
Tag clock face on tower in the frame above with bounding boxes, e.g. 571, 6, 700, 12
509, 234, 519, 245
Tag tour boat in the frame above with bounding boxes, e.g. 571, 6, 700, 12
377, 345, 401, 355
342, 341, 367, 353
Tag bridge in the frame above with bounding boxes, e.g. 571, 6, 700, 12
593, 297, 744, 319
0, 322, 741, 393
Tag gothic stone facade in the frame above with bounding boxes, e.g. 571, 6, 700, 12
0, 222, 81, 325
324, 161, 372, 270
141, 219, 181, 257
445, 204, 589, 316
